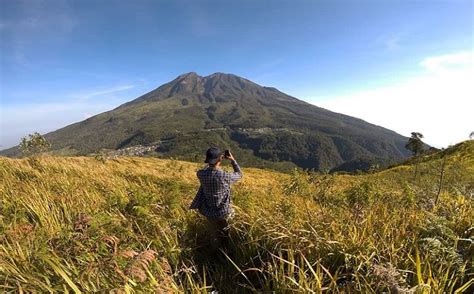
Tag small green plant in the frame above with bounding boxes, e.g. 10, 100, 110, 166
344, 181, 378, 208
275, 198, 297, 223
19, 132, 51, 156
94, 151, 107, 163
402, 184, 416, 207
311, 172, 336, 204
282, 168, 311, 198
368, 163, 380, 173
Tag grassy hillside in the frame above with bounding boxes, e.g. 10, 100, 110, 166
0, 141, 473, 292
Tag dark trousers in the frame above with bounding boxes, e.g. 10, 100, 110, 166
206, 215, 231, 252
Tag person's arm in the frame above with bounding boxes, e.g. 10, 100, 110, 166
189, 185, 204, 209
228, 159, 243, 184
225, 151, 242, 184
189, 171, 204, 209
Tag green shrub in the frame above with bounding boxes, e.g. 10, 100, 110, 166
282, 168, 311, 198
19, 132, 51, 156
344, 181, 380, 208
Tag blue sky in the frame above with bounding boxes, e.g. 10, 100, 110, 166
1, 0, 473, 149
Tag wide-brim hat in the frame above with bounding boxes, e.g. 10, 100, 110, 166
204, 147, 222, 164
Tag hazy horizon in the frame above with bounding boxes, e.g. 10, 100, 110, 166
1, 0, 473, 150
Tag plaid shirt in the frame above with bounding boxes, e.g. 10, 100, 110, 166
189, 160, 243, 218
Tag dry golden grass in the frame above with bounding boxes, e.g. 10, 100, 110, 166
0, 141, 473, 292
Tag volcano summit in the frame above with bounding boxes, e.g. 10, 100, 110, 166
1, 72, 411, 171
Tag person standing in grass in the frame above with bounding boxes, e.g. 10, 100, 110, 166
189, 147, 243, 253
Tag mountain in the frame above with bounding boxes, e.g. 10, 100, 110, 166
1, 72, 412, 171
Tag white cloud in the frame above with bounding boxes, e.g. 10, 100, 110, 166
69, 85, 136, 100
420, 51, 472, 73
315, 51, 474, 148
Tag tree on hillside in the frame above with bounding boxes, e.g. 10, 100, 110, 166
435, 148, 447, 207
405, 132, 425, 156
20, 132, 51, 156
405, 132, 424, 180
470, 131, 474, 140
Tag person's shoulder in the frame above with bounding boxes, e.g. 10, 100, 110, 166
196, 167, 208, 176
